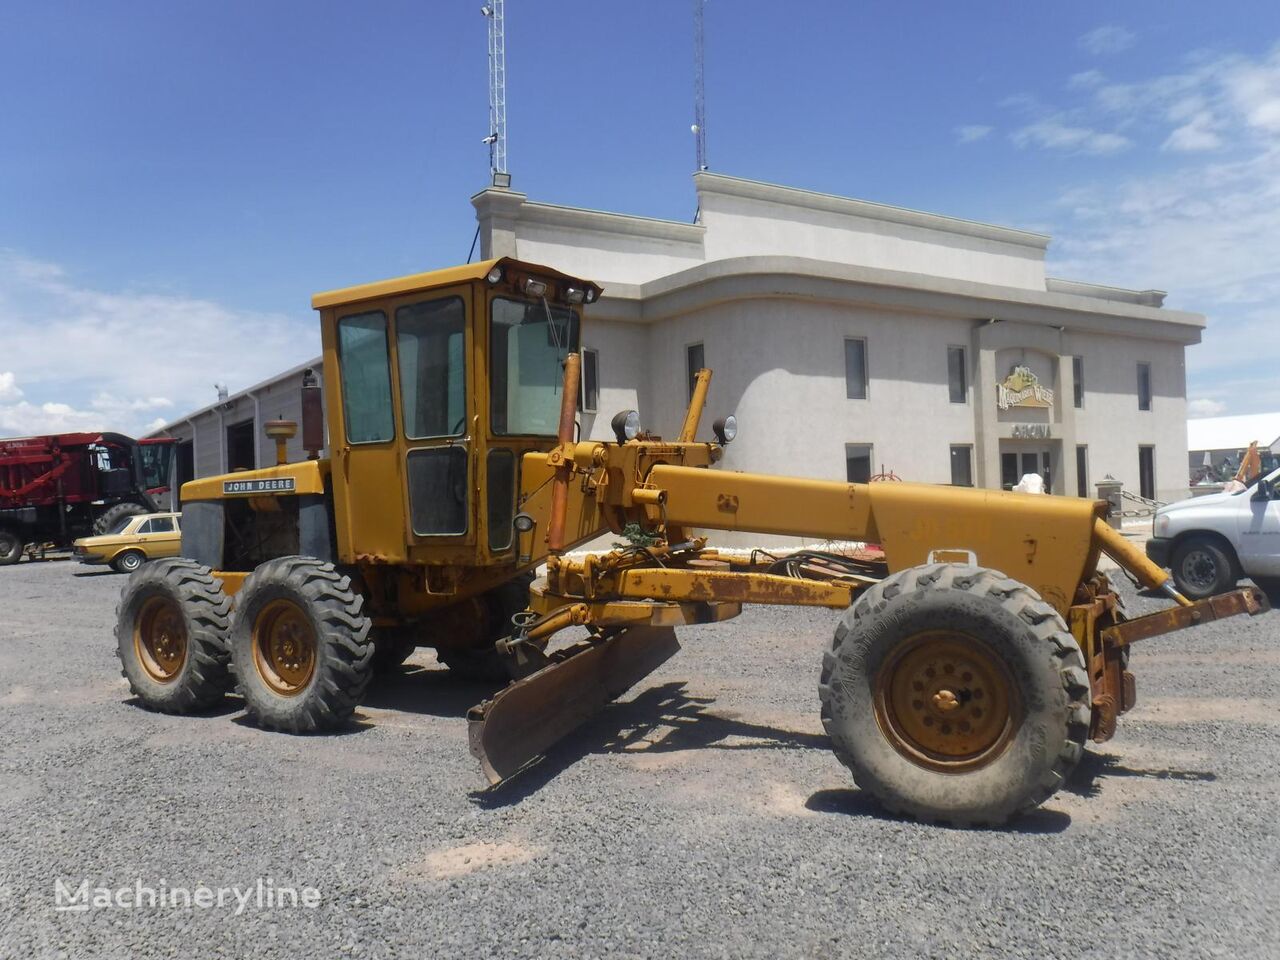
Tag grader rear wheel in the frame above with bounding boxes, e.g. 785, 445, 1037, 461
228, 556, 374, 733
115, 558, 233, 713
819, 563, 1091, 826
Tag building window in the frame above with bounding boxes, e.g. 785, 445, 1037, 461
950, 445, 973, 486
580, 348, 599, 413
1137, 362, 1152, 411
844, 338, 868, 400
947, 346, 967, 404
1139, 445, 1156, 500
1073, 356, 1084, 409
846, 443, 872, 483
686, 342, 704, 401
1076, 445, 1088, 498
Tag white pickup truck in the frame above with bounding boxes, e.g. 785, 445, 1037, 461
1146, 467, 1280, 599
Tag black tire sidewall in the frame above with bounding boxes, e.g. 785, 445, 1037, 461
0, 530, 21, 564
228, 561, 372, 732
117, 576, 209, 710
1172, 538, 1236, 598
828, 587, 1071, 821
231, 581, 328, 729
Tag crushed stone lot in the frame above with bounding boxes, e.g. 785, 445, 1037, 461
2, 559, 1279, 959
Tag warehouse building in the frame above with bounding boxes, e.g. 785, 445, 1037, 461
152, 172, 1202, 512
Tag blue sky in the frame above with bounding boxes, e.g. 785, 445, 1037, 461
3, 1, 1280, 435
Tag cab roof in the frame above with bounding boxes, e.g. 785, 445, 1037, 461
310, 257, 602, 310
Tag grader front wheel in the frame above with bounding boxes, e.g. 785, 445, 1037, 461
819, 563, 1091, 826
228, 556, 375, 733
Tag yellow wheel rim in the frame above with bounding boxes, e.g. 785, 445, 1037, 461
134, 595, 188, 683
873, 631, 1019, 772
252, 599, 317, 696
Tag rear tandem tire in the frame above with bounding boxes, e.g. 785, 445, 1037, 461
0, 529, 21, 566
818, 563, 1091, 827
115, 558, 233, 713
228, 556, 375, 733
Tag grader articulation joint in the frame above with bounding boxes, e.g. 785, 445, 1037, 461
114, 257, 1268, 826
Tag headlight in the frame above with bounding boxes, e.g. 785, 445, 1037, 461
611, 410, 641, 443
512, 512, 535, 533
523, 278, 547, 297
564, 286, 585, 304
486, 266, 503, 285
713, 415, 737, 445
1154, 513, 1169, 536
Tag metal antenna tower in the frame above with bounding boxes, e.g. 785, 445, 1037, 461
482, 2, 508, 185
693, 0, 707, 171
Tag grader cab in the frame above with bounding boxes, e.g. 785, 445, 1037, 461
116, 257, 1267, 826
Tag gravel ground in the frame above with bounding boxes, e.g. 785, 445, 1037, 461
2, 558, 1278, 959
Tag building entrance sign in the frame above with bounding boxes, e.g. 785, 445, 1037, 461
997, 365, 1054, 410
1010, 423, 1051, 440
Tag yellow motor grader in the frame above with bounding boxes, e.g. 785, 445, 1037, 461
116, 257, 1267, 826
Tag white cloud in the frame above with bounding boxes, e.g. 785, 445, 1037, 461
1163, 113, 1223, 152
1068, 70, 1106, 90
1188, 398, 1228, 418
956, 124, 993, 143
1079, 25, 1135, 56
0, 252, 318, 438
1011, 118, 1131, 155
0, 371, 22, 402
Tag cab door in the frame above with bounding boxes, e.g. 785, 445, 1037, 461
387, 287, 475, 556
325, 306, 410, 563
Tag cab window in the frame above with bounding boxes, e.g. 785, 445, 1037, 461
490, 298, 580, 435
337, 311, 395, 443
396, 297, 467, 439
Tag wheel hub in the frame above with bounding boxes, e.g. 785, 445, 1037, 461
252, 599, 317, 696
874, 631, 1019, 771
1181, 550, 1217, 590
134, 595, 188, 683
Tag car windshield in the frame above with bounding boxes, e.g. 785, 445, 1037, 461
489, 297, 581, 435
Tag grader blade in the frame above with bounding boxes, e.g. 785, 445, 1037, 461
468, 626, 680, 784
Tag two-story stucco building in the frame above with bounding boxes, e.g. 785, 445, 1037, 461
153, 172, 1201, 530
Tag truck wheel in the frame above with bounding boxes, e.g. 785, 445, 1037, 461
228, 556, 374, 733
95, 502, 148, 535
0, 529, 21, 566
819, 563, 1091, 827
115, 558, 233, 713
1171, 537, 1237, 599
111, 550, 145, 574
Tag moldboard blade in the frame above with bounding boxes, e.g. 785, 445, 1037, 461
468, 626, 681, 784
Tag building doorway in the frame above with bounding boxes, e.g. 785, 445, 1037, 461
1000, 445, 1053, 492
1138, 445, 1156, 500
226, 418, 256, 472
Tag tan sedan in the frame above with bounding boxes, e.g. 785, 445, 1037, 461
74, 513, 182, 573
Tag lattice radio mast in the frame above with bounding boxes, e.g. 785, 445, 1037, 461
693, 0, 707, 171
481, 2, 509, 185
